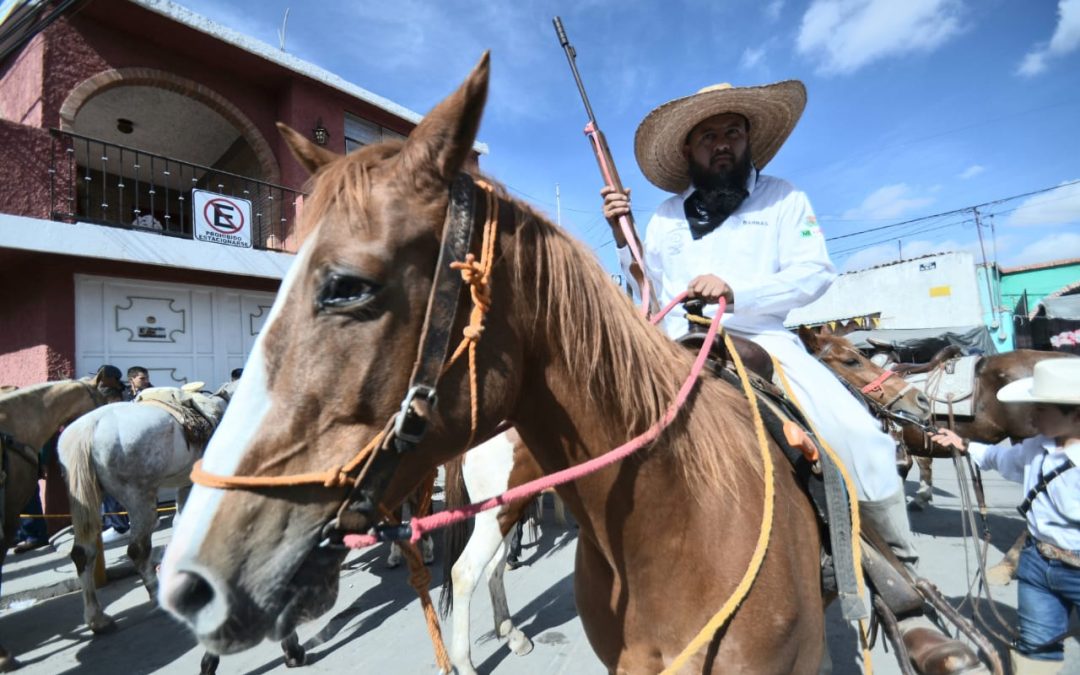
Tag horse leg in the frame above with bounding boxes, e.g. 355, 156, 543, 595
199, 651, 219, 675
0, 646, 20, 673
914, 456, 933, 506
449, 507, 506, 675
386, 541, 403, 568
488, 531, 532, 658
68, 491, 116, 633
176, 484, 192, 516
280, 631, 306, 667
0, 550, 19, 672
551, 490, 568, 527
125, 495, 160, 600
986, 530, 1026, 586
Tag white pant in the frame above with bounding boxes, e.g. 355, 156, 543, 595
743, 331, 904, 502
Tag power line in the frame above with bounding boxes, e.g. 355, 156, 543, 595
825, 178, 1080, 242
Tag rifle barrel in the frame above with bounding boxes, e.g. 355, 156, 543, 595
552, 17, 597, 124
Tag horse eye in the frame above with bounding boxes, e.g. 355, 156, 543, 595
843, 358, 860, 367
317, 273, 378, 313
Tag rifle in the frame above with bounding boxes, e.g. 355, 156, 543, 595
552, 16, 658, 316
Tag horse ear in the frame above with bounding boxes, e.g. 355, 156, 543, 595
277, 122, 338, 175
797, 325, 819, 353
399, 51, 489, 189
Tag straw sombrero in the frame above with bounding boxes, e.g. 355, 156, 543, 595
997, 359, 1080, 405
634, 80, 807, 193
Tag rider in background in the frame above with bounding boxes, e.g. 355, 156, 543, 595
933, 359, 1080, 675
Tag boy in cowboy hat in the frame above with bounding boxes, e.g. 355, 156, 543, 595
933, 359, 1080, 675
603, 81, 981, 674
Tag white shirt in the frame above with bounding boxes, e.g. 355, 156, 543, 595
968, 435, 1080, 552
619, 170, 836, 339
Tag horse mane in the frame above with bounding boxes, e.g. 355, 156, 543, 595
502, 191, 762, 497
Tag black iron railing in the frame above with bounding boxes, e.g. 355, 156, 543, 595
49, 129, 301, 252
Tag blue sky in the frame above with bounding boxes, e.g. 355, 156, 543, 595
181, 0, 1080, 274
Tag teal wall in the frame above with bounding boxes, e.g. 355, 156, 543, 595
978, 261, 1080, 352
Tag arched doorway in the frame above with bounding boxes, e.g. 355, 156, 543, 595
56, 69, 292, 249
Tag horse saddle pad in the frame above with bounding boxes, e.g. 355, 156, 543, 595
903, 355, 979, 417
135, 386, 216, 447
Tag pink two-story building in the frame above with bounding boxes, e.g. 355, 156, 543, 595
0, 0, 484, 388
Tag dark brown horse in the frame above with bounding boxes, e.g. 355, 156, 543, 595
0, 373, 115, 671
159, 54, 826, 673
803, 330, 1078, 582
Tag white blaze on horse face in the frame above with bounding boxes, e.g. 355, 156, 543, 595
163, 240, 315, 567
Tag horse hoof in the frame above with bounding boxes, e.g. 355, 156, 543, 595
985, 563, 1016, 586
0, 655, 22, 672
284, 649, 306, 668
508, 630, 533, 656
385, 556, 401, 569
200, 651, 220, 675
89, 615, 118, 634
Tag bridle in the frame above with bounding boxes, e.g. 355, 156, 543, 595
817, 340, 922, 422
816, 341, 928, 432
191, 173, 496, 546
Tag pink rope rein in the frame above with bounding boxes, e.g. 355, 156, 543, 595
344, 292, 721, 549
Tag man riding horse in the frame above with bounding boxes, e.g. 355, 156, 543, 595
602, 80, 982, 673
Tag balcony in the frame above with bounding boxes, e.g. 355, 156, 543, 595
49, 129, 301, 252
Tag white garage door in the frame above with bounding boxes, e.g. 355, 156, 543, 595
75, 274, 278, 390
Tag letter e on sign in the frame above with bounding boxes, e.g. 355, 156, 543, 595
193, 189, 253, 248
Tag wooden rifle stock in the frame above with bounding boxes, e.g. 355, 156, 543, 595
553, 16, 658, 316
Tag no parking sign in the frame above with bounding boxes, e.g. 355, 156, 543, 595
193, 190, 252, 248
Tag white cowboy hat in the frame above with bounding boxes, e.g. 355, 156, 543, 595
634, 80, 807, 194
997, 358, 1080, 405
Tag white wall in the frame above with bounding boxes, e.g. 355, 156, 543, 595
785, 252, 985, 329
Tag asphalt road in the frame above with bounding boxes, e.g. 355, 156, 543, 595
1, 460, 1077, 674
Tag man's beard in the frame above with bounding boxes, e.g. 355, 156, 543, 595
683, 150, 753, 239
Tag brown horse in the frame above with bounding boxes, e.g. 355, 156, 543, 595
802, 330, 1078, 581
796, 325, 933, 429
159, 54, 826, 672
0, 373, 115, 671
802, 329, 1077, 455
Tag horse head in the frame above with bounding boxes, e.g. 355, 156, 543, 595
159, 53, 522, 654
797, 325, 932, 424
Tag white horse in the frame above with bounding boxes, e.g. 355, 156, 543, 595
440, 431, 569, 675
58, 383, 234, 633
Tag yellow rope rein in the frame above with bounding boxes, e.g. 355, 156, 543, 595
662, 330, 775, 673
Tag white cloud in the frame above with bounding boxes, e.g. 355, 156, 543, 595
842, 183, 935, 220
740, 46, 767, 70
1005, 180, 1080, 226
796, 0, 966, 75
765, 0, 785, 21
1003, 232, 1080, 266
958, 164, 985, 179
1017, 0, 1080, 76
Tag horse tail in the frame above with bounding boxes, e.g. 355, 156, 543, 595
59, 422, 103, 546
439, 455, 471, 618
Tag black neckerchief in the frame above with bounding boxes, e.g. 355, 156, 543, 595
683, 186, 750, 240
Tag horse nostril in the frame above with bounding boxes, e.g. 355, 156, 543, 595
165, 570, 215, 621
916, 393, 931, 410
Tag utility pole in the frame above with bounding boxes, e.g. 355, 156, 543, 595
898, 240, 903, 260
973, 207, 999, 329
555, 183, 561, 227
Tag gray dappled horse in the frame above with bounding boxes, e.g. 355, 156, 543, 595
58, 383, 235, 633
